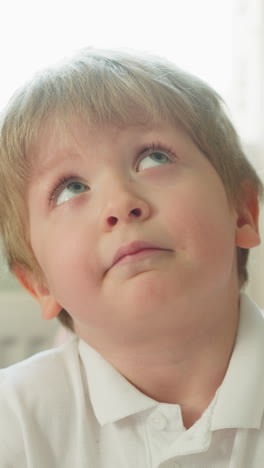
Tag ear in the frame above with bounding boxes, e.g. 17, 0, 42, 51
235, 184, 261, 249
12, 264, 62, 321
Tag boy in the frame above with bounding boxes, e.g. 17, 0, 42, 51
0, 47, 263, 467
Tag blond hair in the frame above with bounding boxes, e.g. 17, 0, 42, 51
0, 47, 263, 331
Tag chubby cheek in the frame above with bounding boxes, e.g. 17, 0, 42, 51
163, 188, 236, 265
30, 225, 100, 310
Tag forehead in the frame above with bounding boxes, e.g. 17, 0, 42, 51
28, 114, 186, 176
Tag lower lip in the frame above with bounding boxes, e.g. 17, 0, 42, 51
115, 248, 163, 266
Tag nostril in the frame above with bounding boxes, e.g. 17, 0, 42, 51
108, 216, 118, 226
107, 208, 142, 225
130, 208, 141, 216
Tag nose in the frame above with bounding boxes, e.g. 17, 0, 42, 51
100, 184, 151, 231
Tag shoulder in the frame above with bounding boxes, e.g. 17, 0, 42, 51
0, 337, 90, 466
0, 337, 81, 403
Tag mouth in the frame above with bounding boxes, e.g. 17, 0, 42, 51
107, 240, 171, 272
114, 247, 164, 266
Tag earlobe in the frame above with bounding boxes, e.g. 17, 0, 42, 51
12, 264, 62, 320
37, 294, 62, 320
235, 186, 261, 249
235, 224, 260, 248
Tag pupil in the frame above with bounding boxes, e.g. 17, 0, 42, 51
71, 182, 82, 191
153, 152, 165, 160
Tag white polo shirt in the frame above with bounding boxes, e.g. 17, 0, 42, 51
0, 293, 264, 467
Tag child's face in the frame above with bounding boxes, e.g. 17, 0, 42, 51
25, 118, 253, 343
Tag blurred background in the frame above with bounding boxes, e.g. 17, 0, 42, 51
0, 0, 263, 366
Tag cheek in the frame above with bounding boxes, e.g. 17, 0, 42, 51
163, 189, 236, 259
35, 245, 100, 317
30, 224, 96, 293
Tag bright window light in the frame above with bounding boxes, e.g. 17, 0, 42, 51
0, 0, 232, 110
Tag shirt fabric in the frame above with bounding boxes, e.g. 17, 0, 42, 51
0, 292, 264, 468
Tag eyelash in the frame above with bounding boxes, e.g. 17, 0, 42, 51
48, 142, 176, 204
140, 142, 176, 161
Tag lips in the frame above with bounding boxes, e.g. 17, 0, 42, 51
109, 240, 167, 271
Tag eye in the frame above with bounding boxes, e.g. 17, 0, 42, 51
50, 177, 89, 206
138, 146, 175, 171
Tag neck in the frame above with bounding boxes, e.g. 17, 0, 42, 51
79, 288, 240, 429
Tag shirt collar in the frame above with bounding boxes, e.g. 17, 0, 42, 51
78, 293, 264, 429
212, 292, 264, 430
78, 339, 157, 425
